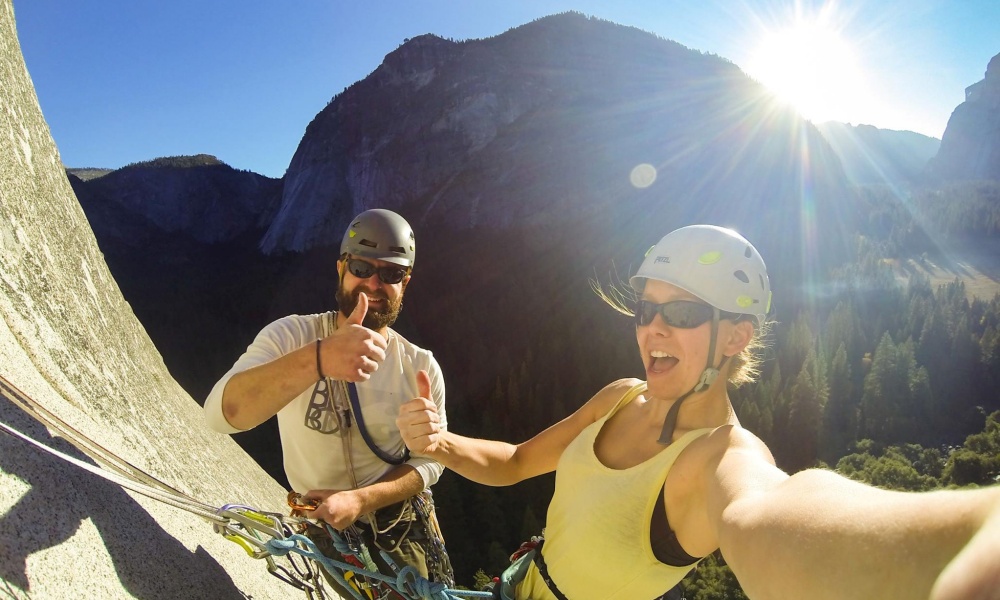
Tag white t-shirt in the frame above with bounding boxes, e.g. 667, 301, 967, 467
204, 312, 446, 493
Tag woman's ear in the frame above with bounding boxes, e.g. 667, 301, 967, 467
722, 320, 754, 357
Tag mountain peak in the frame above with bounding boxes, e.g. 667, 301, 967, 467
261, 11, 792, 254
927, 51, 1000, 182
987, 52, 1000, 80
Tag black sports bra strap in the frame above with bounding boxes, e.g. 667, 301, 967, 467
650, 486, 700, 567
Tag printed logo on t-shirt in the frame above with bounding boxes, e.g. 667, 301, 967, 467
305, 379, 345, 436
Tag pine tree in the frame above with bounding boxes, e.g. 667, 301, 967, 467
784, 349, 826, 471
821, 342, 856, 461
861, 332, 901, 442
861, 333, 928, 444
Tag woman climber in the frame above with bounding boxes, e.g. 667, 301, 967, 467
396, 224, 1000, 600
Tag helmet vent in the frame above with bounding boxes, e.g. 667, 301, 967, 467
389, 246, 406, 254
744, 246, 753, 258
359, 239, 378, 249
734, 270, 750, 284
759, 274, 766, 290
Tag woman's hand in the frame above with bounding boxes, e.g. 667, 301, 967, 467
396, 370, 443, 455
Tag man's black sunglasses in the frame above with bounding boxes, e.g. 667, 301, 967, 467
346, 258, 409, 284
635, 300, 739, 328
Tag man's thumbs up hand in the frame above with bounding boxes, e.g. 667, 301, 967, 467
319, 293, 387, 382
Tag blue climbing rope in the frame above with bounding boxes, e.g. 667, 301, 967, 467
264, 530, 493, 600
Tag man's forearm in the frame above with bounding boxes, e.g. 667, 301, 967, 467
353, 464, 426, 514
222, 343, 317, 429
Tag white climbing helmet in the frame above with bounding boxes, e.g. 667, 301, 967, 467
630, 225, 772, 327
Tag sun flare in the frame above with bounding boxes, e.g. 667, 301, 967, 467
746, 19, 865, 123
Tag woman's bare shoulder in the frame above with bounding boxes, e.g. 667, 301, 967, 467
598, 377, 644, 397
694, 423, 778, 469
584, 377, 643, 415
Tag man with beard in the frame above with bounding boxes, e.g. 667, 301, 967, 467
204, 209, 451, 595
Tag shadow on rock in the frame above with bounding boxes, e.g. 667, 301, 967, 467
0, 395, 249, 599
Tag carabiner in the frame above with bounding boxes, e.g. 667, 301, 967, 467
288, 491, 319, 512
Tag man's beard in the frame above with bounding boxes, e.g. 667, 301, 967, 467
335, 285, 404, 330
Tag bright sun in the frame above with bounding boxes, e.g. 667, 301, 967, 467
746, 19, 865, 123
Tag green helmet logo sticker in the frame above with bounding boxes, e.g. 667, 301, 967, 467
737, 295, 754, 308
698, 251, 722, 265
349, 230, 357, 238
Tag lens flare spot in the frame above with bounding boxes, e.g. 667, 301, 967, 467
630, 163, 657, 188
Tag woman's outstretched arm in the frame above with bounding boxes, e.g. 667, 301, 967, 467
397, 372, 634, 486
704, 426, 1000, 600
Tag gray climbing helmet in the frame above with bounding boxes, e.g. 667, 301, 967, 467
630, 225, 771, 327
340, 209, 416, 267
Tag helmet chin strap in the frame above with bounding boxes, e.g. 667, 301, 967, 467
657, 307, 728, 445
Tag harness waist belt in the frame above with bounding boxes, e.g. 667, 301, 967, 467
532, 542, 570, 600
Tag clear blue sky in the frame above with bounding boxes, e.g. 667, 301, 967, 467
12, 0, 1000, 178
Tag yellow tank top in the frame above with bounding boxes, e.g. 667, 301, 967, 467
517, 383, 713, 600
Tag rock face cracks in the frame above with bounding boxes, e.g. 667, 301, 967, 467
0, 2, 298, 598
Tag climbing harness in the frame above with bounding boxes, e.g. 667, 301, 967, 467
481, 536, 569, 600
528, 540, 569, 600
289, 490, 455, 598
0, 373, 484, 600
412, 490, 454, 588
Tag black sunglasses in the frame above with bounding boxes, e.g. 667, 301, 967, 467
346, 258, 409, 284
635, 300, 737, 328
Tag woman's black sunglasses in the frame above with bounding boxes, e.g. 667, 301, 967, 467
635, 300, 738, 328
346, 258, 409, 284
